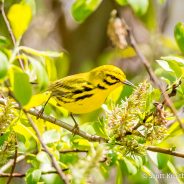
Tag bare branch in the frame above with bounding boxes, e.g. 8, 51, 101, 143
0, 170, 68, 178
24, 112, 69, 184
147, 146, 184, 158
6, 140, 17, 184
0, 0, 24, 70
127, 29, 184, 131
0, 155, 25, 173
0, 98, 104, 142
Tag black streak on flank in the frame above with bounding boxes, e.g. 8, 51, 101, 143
72, 86, 93, 94
75, 94, 93, 101
97, 84, 107, 90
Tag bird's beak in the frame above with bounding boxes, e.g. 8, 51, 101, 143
123, 80, 136, 88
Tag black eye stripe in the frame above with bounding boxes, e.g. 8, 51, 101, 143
103, 79, 117, 86
106, 74, 120, 81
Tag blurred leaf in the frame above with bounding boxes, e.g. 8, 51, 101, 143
19, 46, 63, 58
157, 56, 184, 78
26, 168, 41, 184
92, 119, 108, 138
12, 71, 32, 105
73, 138, 91, 149
121, 158, 137, 175
72, 0, 103, 22
174, 22, 184, 53
161, 56, 184, 66
28, 57, 49, 91
141, 0, 157, 30
116, 161, 123, 184
115, 0, 128, 6
0, 132, 9, 147
36, 151, 51, 164
0, 51, 8, 78
157, 60, 173, 72
42, 129, 61, 144
157, 153, 170, 170
31, 169, 41, 183
24, 92, 51, 110
7, 3, 32, 39
167, 161, 183, 184
0, 36, 10, 47
24, 0, 36, 15
45, 57, 57, 81
127, 0, 149, 15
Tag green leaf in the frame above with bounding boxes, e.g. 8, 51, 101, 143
26, 168, 41, 184
174, 22, 184, 53
12, 71, 32, 105
0, 132, 10, 147
36, 152, 51, 164
92, 118, 108, 138
157, 56, 184, 78
28, 57, 49, 91
0, 51, 9, 78
42, 130, 61, 144
157, 60, 173, 72
19, 46, 63, 58
157, 153, 170, 170
121, 158, 137, 175
115, 0, 128, 6
167, 161, 183, 184
7, 3, 32, 39
127, 0, 149, 15
31, 169, 41, 183
0, 36, 10, 47
72, 0, 103, 22
116, 161, 123, 184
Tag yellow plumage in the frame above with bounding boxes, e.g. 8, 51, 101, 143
47, 65, 132, 114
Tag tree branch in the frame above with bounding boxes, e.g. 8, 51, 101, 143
127, 29, 184, 131
0, 0, 24, 70
0, 155, 25, 173
0, 98, 104, 142
6, 140, 17, 184
147, 146, 184, 158
0, 170, 68, 178
1, 98, 184, 160
24, 112, 69, 184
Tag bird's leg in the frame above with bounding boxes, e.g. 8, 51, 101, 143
70, 113, 79, 135
37, 95, 52, 119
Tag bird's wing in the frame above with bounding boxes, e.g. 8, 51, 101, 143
48, 75, 95, 98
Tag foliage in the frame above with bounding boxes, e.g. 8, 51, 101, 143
0, 0, 184, 184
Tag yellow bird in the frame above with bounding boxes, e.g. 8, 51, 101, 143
47, 65, 134, 114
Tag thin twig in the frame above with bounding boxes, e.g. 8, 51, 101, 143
0, 98, 104, 142
128, 30, 184, 130
0, 170, 68, 178
59, 149, 88, 154
6, 140, 17, 184
0, 155, 25, 173
24, 112, 69, 184
147, 146, 184, 158
1, 99, 184, 160
0, 0, 24, 70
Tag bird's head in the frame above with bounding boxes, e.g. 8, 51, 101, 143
89, 65, 134, 89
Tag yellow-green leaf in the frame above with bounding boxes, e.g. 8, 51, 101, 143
12, 71, 32, 105
8, 3, 32, 39
0, 51, 9, 78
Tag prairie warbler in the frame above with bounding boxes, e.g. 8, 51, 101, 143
45, 65, 134, 114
